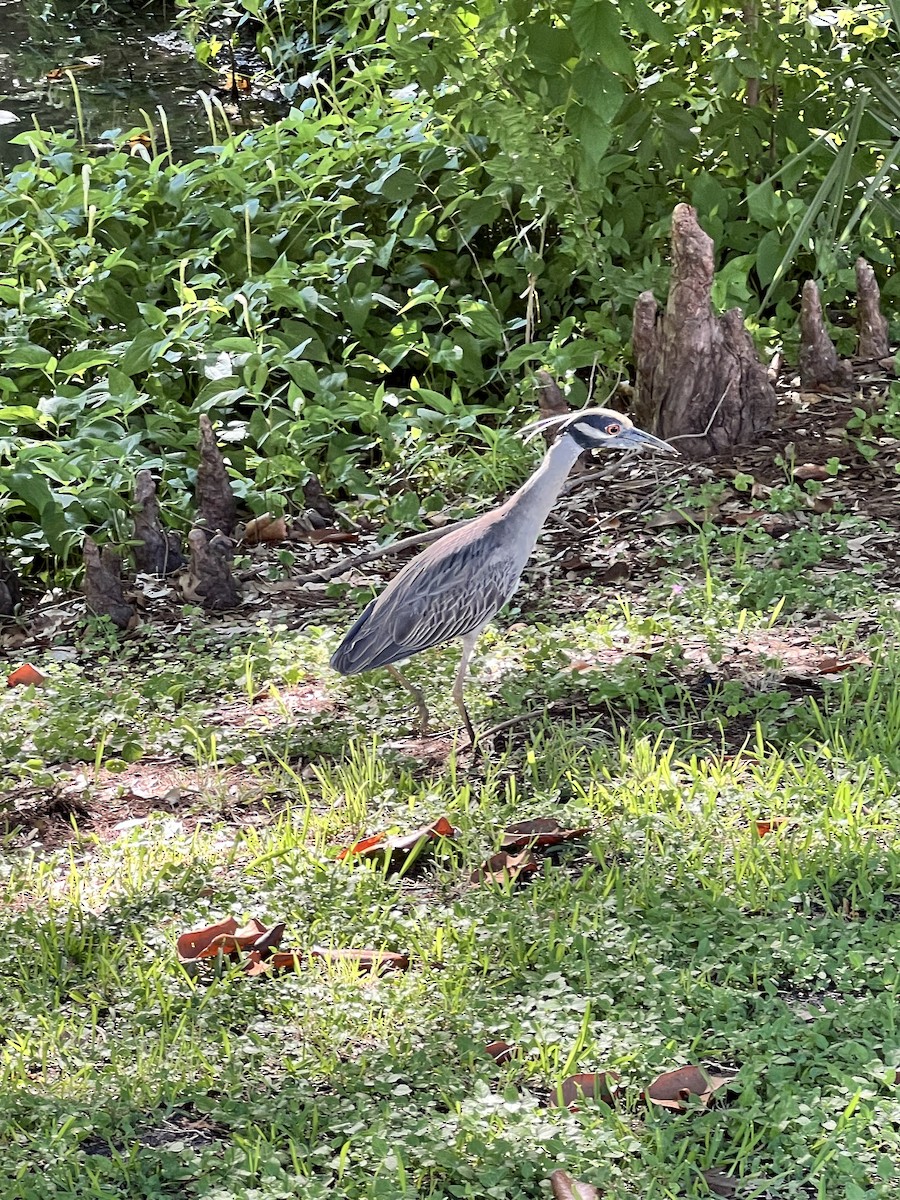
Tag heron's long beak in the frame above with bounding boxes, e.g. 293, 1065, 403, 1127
614, 426, 678, 454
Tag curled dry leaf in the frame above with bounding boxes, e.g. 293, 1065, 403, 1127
500, 818, 591, 851
306, 528, 359, 545
310, 947, 410, 973
7, 663, 46, 688
485, 1040, 516, 1064
812, 654, 867, 676
554, 1071, 619, 1110
598, 561, 630, 585
469, 850, 539, 887
252, 921, 286, 958
338, 816, 456, 874
176, 917, 276, 962
243, 514, 288, 545
549, 1168, 601, 1200
245, 949, 303, 977
645, 1065, 729, 1111
702, 1167, 740, 1197
755, 816, 796, 837
792, 463, 832, 482
646, 507, 707, 529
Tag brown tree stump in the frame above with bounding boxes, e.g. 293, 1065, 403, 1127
186, 529, 241, 611
632, 203, 776, 458
83, 538, 136, 630
133, 470, 185, 575
534, 369, 571, 439
532, 369, 591, 470
798, 280, 854, 390
855, 258, 890, 362
196, 415, 237, 537
0, 556, 20, 616
303, 474, 338, 525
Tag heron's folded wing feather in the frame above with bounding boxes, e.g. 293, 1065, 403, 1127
336, 542, 519, 672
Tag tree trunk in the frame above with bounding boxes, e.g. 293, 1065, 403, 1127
0, 556, 20, 616
133, 470, 184, 575
798, 280, 853, 390
632, 204, 776, 459
855, 258, 890, 362
185, 530, 240, 611
196, 415, 238, 537
83, 538, 136, 630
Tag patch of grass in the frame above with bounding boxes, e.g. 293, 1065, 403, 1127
3, 553, 900, 1198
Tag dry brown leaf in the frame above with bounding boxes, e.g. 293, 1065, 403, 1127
500, 818, 591, 851
245, 949, 303, 976
310, 947, 410, 973
485, 1040, 516, 1064
7, 663, 46, 688
755, 816, 796, 837
243, 514, 288, 545
793, 463, 832, 482
549, 1168, 601, 1200
469, 850, 539, 887
646, 508, 705, 529
554, 1071, 619, 1109
645, 1065, 729, 1110
598, 561, 630, 584
216, 70, 252, 93
812, 655, 867, 675
176, 917, 275, 962
702, 1166, 740, 1197
337, 816, 456, 874
306, 528, 359, 545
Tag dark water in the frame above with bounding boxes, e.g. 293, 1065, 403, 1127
0, 0, 276, 167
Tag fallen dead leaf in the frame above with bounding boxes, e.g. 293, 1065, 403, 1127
598, 561, 630, 585
554, 1071, 619, 1109
549, 1168, 601, 1200
646, 508, 706, 529
306, 528, 359, 545
245, 949, 303, 976
469, 850, 539, 887
216, 70, 252, 93
500, 818, 591, 851
243, 514, 288, 545
645, 1065, 729, 1110
702, 1166, 741, 1197
793, 463, 833, 482
7, 663, 46, 688
338, 816, 456, 874
310, 947, 410, 973
176, 917, 276, 962
755, 816, 797, 837
485, 1040, 517, 1064
811, 654, 867, 675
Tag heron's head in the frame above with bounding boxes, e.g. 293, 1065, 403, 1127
524, 407, 677, 455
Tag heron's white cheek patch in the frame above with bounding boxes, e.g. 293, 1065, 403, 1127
571, 422, 608, 443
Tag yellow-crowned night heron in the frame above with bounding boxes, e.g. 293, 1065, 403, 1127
330, 407, 675, 741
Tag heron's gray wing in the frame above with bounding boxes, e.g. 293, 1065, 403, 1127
331, 534, 519, 674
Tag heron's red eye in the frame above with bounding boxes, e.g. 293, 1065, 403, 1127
606, 422, 621, 435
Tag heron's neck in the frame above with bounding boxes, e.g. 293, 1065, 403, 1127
506, 433, 582, 532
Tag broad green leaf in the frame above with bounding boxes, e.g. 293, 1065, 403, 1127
58, 349, 114, 377
756, 230, 785, 287
524, 25, 578, 72
6, 470, 55, 516
571, 0, 633, 75
619, 0, 670, 42
572, 63, 624, 123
